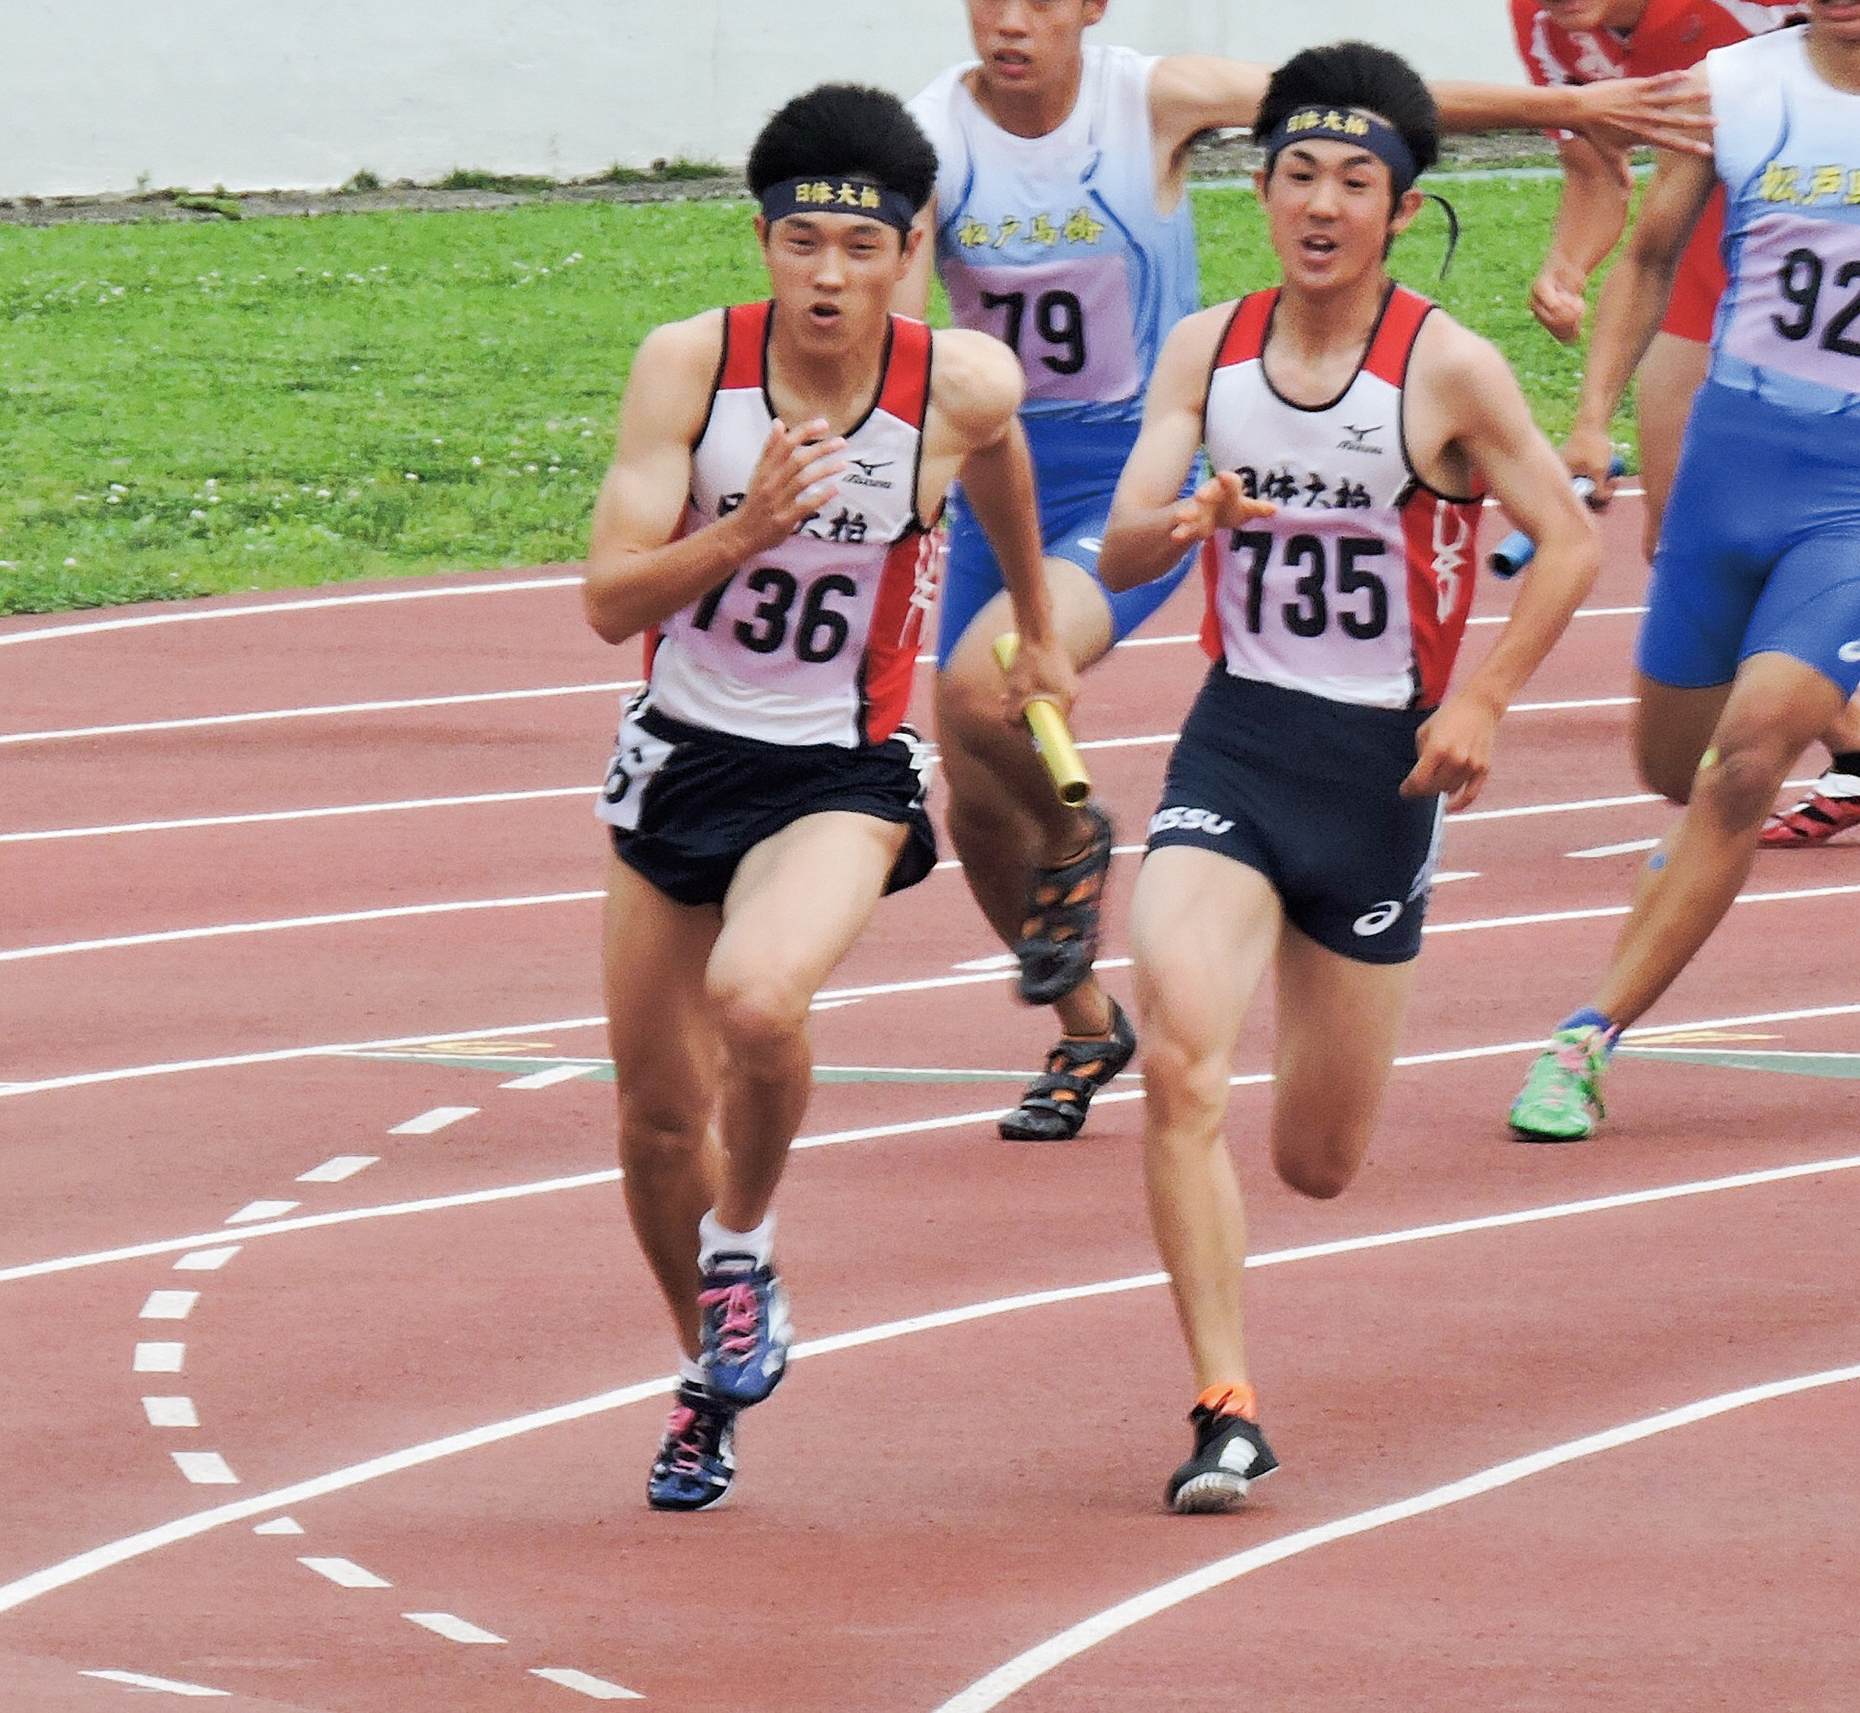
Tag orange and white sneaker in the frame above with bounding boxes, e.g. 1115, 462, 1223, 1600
1761, 770, 1860, 848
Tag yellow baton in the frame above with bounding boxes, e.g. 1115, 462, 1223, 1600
993, 633, 1091, 808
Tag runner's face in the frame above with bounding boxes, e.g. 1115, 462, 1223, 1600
758, 213, 915, 352
1259, 141, 1415, 293
966, 0, 1107, 98
1537, 0, 1644, 29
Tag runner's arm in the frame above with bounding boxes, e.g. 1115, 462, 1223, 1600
1532, 134, 1636, 345
583, 316, 847, 645
1430, 70, 1711, 155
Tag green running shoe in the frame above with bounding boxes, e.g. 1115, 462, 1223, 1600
1509, 1025, 1610, 1142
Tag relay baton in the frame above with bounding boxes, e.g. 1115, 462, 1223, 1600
993, 633, 1092, 808
1488, 455, 1627, 578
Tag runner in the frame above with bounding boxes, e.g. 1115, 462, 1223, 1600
1509, 1, 1860, 1140
1096, 41, 1600, 1508
582, 82, 1073, 1509
901, 0, 1710, 1147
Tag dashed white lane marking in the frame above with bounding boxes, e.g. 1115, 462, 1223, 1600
141, 1397, 198, 1428
299, 1556, 392, 1588
172, 1452, 238, 1485
932, 1363, 1860, 1713
391, 1106, 480, 1135
9, 999, 1859, 1288
530, 1667, 645, 1700
79, 1668, 229, 1696
225, 1200, 300, 1225
0, 681, 639, 748
404, 1611, 506, 1644
500, 1063, 597, 1090
9, 1139, 1855, 1618
0, 573, 583, 647
252, 1517, 303, 1535
139, 1291, 199, 1320
1427, 881, 1860, 937
297, 1156, 379, 1183
0, 786, 599, 845
134, 1343, 185, 1373
173, 1247, 241, 1271
1571, 837, 1663, 858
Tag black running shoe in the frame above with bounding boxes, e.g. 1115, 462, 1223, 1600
998, 1000, 1137, 1142
647, 1382, 737, 1512
1165, 1404, 1279, 1514
1014, 804, 1115, 1006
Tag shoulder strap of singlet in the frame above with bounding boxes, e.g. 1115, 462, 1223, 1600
718, 301, 772, 392
1212, 289, 1278, 372
1363, 285, 1435, 389
877, 315, 934, 429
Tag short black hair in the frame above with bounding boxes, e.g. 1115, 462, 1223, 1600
1255, 41, 1440, 200
746, 84, 938, 212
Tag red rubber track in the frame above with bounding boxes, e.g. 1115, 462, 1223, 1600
1, 511, 1855, 1712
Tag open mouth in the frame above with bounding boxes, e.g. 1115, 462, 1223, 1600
991, 50, 1033, 78
1300, 235, 1340, 259
808, 303, 842, 327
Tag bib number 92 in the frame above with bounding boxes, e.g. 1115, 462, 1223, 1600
1773, 247, 1860, 357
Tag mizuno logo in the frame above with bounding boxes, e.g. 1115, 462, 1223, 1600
1337, 422, 1384, 454
1839, 639, 1860, 664
846, 457, 895, 489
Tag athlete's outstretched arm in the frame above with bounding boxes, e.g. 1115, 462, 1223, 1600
1403, 324, 1600, 811
582, 315, 847, 646
1100, 307, 1272, 592
1563, 146, 1719, 489
1431, 71, 1711, 156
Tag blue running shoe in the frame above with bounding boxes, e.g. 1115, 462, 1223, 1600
647, 1382, 736, 1512
698, 1253, 792, 1407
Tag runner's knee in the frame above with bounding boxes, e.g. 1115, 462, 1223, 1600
1692, 735, 1793, 834
707, 968, 810, 1066
1139, 1036, 1231, 1135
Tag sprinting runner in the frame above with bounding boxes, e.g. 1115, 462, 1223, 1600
1510, 1, 1860, 1140
583, 83, 1073, 1510
1096, 42, 1599, 1509
900, 0, 1710, 1147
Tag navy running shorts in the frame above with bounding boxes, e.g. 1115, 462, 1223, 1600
1146, 667, 1443, 964
600, 703, 938, 908
1641, 381, 1860, 697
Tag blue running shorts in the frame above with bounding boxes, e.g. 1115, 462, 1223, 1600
936, 415, 1198, 667
1146, 667, 1443, 965
1641, 382, 1860, 697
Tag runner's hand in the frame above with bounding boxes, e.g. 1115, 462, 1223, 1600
1566, 70, 1712, 157
1401, 694, 1501, 813
1003, 630, 1080, 726
1530, 263, 1587, 346
727, 418, 847, 556
1561, 424, 1620, 503
1170, 472, 1277, 543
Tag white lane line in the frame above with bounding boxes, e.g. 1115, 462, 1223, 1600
0, 786, 598, 845
1426, 880, 1860, 938
1571, 838, 1662, 859
141, 1397, 199, 1428
133, 1343, 184, 1373
225, 1200, 300, 1225
932, 1363, 1860, 1713
297, 1156, 379, 1183
79, 1668, 229, 1696
0, 891, 602, 964
500, 1063, 597, 1090
139, 1291, 199, 1320
7, 1144, 1855, 1619
531, 1667, 644, 1700
252, 1517, 303, 1535
404, 1612, 506, 1644
172, 1452, 238, 1485
173, 1247, 241, 1271
0, 574, 583, 647
1467, 603, 1647, 626
299, 1556, 392, 1588
391, 1106, 480, 1135
7, 998, 1859, 1287
0, 681, 638, 748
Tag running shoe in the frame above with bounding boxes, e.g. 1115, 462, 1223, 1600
698, 1253, 792, 1407
647, 1382, 737, 1512
1508, 1025, 1610, 1142
1014, 804, 1115, 1006
1166, 1403, 1280, 1514
998, 1000, 1137, 1142
1759, 772, 1860, 848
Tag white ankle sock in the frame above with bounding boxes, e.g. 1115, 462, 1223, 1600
699, 1208, 775, 1269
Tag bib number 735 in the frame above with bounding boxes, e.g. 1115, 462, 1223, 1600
1230, 530, 1390, 640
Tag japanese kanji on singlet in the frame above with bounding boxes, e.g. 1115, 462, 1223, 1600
597, 302, 941, 906
1149, 285, 1485, 963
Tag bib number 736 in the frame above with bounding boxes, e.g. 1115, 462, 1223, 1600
691, 566, 857, 663
1229, 530, 1390, 640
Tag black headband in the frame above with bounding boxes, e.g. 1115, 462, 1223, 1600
1263, 106, 1420, 194
759, 176, 918, 235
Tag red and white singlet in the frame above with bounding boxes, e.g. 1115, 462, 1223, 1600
642, 302, 940, 748
1199, 286, 1485, 712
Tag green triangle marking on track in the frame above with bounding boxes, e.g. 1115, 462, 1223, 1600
1618, 1048, 1860, 1081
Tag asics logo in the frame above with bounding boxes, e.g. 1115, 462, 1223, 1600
1352, 899, 1404, 937
1839, 639, 1860, 664
1150, 806, 1235, 837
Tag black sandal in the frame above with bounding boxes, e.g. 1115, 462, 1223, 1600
1013, 804, 1115, 1006
998, 1001, 1137, 1142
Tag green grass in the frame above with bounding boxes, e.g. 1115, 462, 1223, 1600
0, 178, 1627, 615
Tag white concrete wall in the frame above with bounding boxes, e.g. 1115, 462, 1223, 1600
0, 2, 1522, 201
